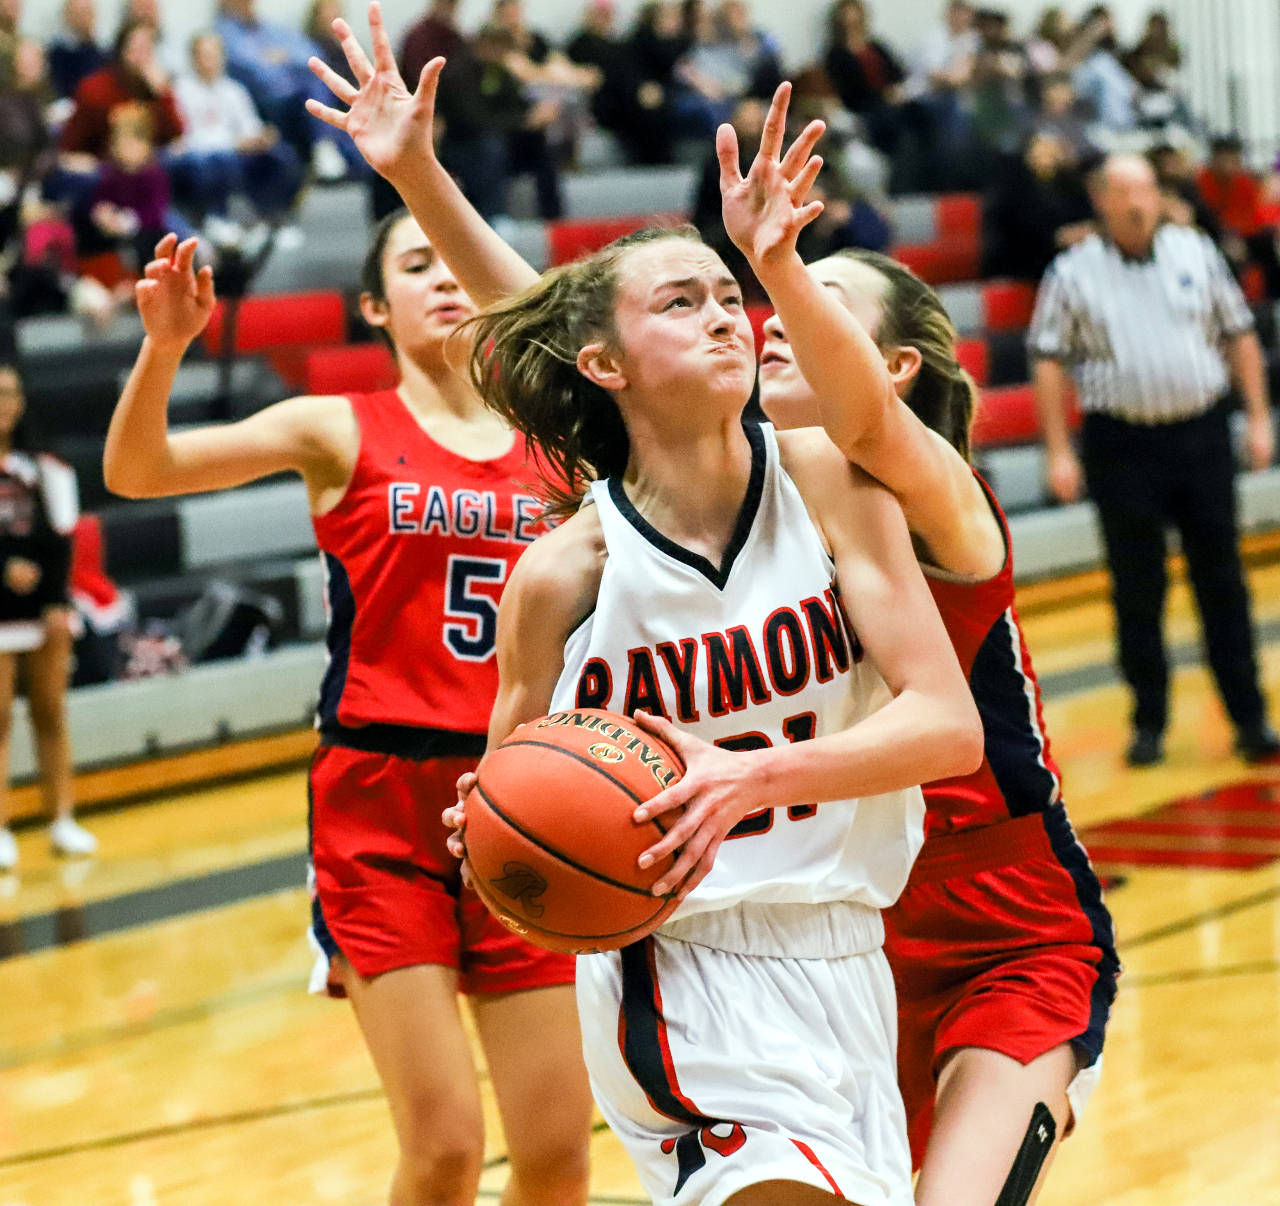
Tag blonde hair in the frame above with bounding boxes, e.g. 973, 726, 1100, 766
462, 224, 703, 518
834, 248, 979, 461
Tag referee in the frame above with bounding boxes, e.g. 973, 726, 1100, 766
1030, 152, 1279, 766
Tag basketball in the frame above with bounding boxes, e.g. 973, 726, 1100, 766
464, 709, 686, 954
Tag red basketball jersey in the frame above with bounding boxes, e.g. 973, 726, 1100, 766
921, 473, 1062, 838
311, 390, 553, 733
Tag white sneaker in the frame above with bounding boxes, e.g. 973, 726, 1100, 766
50, 816, 98, 858
0, 827, 16, 871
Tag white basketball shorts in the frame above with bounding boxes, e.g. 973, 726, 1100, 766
577, 932, 915, 1206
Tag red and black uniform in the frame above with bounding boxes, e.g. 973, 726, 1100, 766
883, 474, 1119, 1165
307, 389, 573, 995
0, 452, 77, 652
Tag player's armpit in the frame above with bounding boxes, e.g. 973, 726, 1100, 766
486, 509, 607, 749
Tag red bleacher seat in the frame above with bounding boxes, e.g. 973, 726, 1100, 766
547, 214, 682, 267
1241, 263, 1266, 304
303, 343, 398, 396
935, 194, 981, 242
893, 242, 982, 286
202, 290, 347, 357
980, 281, 1037, 332
955, 337, 989, 385
972, 382, 1079, 449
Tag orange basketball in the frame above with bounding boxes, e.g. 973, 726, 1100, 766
464, 709, 685, 954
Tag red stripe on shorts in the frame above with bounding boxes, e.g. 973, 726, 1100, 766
791, 1138, 845, 1198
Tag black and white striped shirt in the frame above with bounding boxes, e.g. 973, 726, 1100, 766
1027, 225, 1254, 423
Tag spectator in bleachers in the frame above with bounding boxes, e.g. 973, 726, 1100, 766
968, 8, 1031, 157
670, 2, 752, 135
823, 0, 937, 189
487, 0, 599, 176
1024, 5, 1072, 76
0, 38, 55, 190
400, 0, 463, 82
715, 0, 784, 102
0, 0, 19, 89
1028, 70, 1093, 165
118, 0, 183, 78
629, 1, 687, 120
1130, 9, 1180, 83
169, 31, 303, 236
822, 0, 909, 151
214, 0, 354, 182
566, 0, 673, 165
87, 105, 171, 271
0, 360, 97, 872
906, 0, 976, 166
1149, 141, 1221, 241
983, 129, 1092, 280
59, 18, 183, 163
1125, 47, 1195, 141
1029, 153, 1279, 766
306, 0, 355, 88
47, 0, 106, 102
1071, 5, 1137, 134
1196, 134, 1280, 298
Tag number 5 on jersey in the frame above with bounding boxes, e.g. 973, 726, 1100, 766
444, 555, 507, 661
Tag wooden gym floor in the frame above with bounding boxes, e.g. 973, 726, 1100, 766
3, 561, 1280, 1206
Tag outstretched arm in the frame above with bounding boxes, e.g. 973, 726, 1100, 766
307, 1, 539, 306
724, 84, 1002, 577
105, 235, 353, 502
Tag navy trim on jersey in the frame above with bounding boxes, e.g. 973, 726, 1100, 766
317, 552, 355, 728
1039, 804, 1120, 1063
607, 421, 766, 590
306, 763, 340, 962
971, 610, 1061, 817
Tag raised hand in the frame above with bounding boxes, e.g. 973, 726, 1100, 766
719, 81, 826, 270
306, 1, 443, 185
135, 234, 215, 350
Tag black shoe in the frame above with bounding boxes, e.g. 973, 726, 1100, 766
1126, 729, 1164, 767
1236, 724, 1280, 764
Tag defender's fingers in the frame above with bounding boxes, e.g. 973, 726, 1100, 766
195, 265, 215, 307
308, 55, 358, 104
368, 1, 400, 77
780, 118, 826, 180
415, 57, 445, 108
305, 98, 350, 131
174, 237, 200, 274
154, 232, 178, 261
759, 80, 792, 163
789, 154, 824, 201
796, 199, 825, 230
333, 16, 375, 85
716, 122, 743, 191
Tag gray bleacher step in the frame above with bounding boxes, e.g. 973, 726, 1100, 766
980, 445, 1047, 514
890, 195, 938, 245
508, 164, 697, 220
178, 479, 313, 570
16, 311, 146, 357
6, 643, 326, 778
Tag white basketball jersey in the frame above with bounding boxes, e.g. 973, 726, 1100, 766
549, 423, 925, 922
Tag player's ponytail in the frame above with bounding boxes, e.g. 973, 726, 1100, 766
463, 224, 702, 519
834, 249, 978, 462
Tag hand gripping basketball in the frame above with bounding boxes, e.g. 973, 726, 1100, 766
460, 710, 687, 953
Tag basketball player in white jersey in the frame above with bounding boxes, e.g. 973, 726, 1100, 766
440, 144, 983, 1206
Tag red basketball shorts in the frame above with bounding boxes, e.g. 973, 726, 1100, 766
883, 809, 1119, 1166
308, 741, 576, 997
